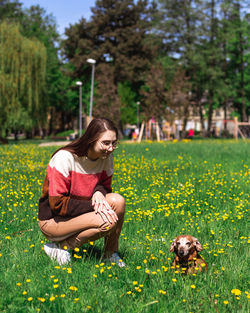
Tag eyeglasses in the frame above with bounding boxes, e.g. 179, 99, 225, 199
98, 140, 119, 149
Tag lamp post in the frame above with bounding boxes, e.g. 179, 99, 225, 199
76, 81, 82, 136
136, 101, 140, 129
87, 58, 96, 121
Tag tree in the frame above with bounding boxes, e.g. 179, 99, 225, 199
166, 67, 192, 128
223, 0, 250, 121
0, 1, 66, 136
20, 5, 64, 134
140, 62, 168, 121
118, 82, 137, 125
0, 0, 23, 20
62, 0, 156, 126
0, 22, 46, 137
155, 0, 206, 131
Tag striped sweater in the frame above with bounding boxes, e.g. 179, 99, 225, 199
38, 150, 113, 220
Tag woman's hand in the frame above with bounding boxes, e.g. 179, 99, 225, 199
92, 191, 118, 224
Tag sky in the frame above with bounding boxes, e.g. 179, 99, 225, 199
21, 0, 97, 35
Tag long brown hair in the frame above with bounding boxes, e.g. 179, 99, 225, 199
52, 118, 118, 157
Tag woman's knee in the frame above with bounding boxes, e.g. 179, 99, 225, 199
106, 193, 125, 213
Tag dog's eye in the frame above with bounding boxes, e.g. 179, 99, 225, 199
176, 242, 180, 246
186, 242, 191, 246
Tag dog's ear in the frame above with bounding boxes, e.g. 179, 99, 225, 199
170, 238, 176, 252
192, 237, 203, 251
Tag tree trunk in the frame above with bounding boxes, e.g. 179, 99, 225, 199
198, 100, 205, 134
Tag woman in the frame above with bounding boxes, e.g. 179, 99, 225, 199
38, 118, 126, 267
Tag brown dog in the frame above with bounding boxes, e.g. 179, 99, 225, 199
170, 235, 208, 274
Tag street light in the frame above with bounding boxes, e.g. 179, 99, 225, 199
76, 81, 82, 136
87, 58, 96, 121
136, 101, 140, 129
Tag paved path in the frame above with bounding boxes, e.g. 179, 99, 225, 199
39, 140, 135, 147
38, 141, 69, 147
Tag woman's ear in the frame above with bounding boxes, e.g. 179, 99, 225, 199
170, 238, 176, 252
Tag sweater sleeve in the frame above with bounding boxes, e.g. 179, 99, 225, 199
47, 151, 94, 217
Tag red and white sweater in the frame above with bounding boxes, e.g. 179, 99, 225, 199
38, 150, 113, 220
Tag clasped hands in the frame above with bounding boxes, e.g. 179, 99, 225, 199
92, 191, 118, 224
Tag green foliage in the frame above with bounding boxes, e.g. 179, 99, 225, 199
0, 140, 249, 312
0, 21, 47, 135
62, 0, 156, 123
118, 82, 137, 125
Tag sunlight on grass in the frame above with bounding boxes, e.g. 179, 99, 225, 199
0, 140, 249, 312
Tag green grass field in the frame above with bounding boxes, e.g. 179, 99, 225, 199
0, 140, 249, 313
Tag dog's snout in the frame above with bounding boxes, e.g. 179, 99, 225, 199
179, 249, 184, 256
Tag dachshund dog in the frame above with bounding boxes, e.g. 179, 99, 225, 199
170, 235, 208, 274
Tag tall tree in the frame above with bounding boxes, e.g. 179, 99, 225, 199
224, 0, 249, 121
0, 22, 46, 137
62, 0, 156, 126
155, 0, 205, 131
20, 5, 64, 134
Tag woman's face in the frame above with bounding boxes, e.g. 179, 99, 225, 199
87, 130, 117, 160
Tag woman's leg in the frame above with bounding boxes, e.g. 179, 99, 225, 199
38, 193, 125, 250
103, 193, 125, 256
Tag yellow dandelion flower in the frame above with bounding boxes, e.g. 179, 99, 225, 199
37, 297, 45, 302
27, 297, 33, 301
231, 289, 241, 296
191, 285, 196, 289
172, 278, 177, 282
223, 300, 228, 304
50, 296, 55, 301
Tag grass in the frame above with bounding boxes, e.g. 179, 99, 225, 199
0, 139, 249, 313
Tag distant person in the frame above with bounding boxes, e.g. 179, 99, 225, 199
132, 130, 137, 142
187, 129, 194, 139
38, 118, 126, 267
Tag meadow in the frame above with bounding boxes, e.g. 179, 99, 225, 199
0, 139, 249, 313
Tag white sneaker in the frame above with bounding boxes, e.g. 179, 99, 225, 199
104, 252, 126, 268
43, 243, 71, 265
